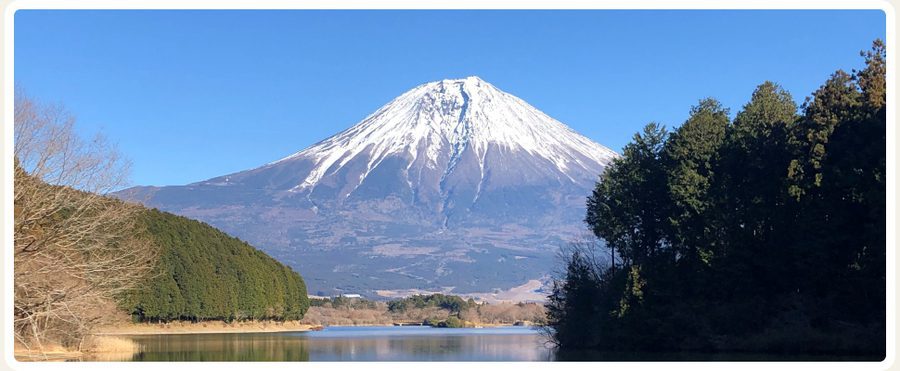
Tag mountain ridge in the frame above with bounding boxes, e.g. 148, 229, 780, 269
117, 77, 618, 296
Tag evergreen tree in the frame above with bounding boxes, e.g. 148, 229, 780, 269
788, 71, 861, 199
717, 82, 799, 319
814, 39, 886, 326
856, 39, 886, 110
663, 98, 729, 264
586, 123, 669, 266
722, 81, 798, 244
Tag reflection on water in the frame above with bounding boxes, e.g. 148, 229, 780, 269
128, 326, 555, 361
131, 332, 311, 361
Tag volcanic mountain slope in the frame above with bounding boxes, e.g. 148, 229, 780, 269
118, 76, 618, 296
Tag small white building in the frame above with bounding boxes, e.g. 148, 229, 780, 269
339, 294, 362, 299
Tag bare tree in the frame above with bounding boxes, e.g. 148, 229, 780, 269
553, 232, 610, 283
13, 88, 157, 357
541, 233, 611, 347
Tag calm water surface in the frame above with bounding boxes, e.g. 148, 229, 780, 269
128, 326, 556, 361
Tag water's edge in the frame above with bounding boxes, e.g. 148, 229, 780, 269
125, 326, 555, 362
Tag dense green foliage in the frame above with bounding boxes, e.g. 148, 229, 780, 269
120, 209, 310, 322
549, 40, 886, 358
424, 316, 467, 328
387, 294, 477, 315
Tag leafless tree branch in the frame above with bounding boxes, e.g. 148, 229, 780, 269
13, 88, 157, 354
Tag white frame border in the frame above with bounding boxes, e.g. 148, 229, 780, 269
1, 1, 895, 371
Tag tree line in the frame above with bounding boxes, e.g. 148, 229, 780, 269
547, 40, 886, 358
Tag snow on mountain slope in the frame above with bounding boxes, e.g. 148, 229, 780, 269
265, 76, 616, 194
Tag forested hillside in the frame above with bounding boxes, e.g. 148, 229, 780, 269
548, 40, 886, 359
120, 209, 310, 322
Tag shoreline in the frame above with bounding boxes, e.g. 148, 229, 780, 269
93, 320, 318, 336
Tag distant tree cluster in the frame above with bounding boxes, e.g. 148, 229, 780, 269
387, 294, 477, 315
424, 316, 467, 328
548, 40, 886, 358
310, 296, 380, 310
301, 295, 545, 327
120, 209, 310, 322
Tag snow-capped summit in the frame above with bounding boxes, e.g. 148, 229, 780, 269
118, 77, 618, 296
221, 76, 617, 207
273, 76, 614, 174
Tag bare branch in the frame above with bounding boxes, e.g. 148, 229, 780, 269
13, 88, 157, 354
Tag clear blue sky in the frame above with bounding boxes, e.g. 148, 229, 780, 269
15, 10, 885, 187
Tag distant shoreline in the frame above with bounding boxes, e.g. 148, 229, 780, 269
92, 320, 530, 336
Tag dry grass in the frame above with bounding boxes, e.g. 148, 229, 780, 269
83, 336, 140, 353
462, 302, 546, 325
14, 336, 140, 362
80, 336, 141, 361
300, 307, 395, 326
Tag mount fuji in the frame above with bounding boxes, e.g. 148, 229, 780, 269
118, 76, 618, 297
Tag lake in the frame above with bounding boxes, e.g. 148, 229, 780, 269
126, 326, 556, 361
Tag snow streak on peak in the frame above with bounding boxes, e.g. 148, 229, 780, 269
270, 76, 618, 193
